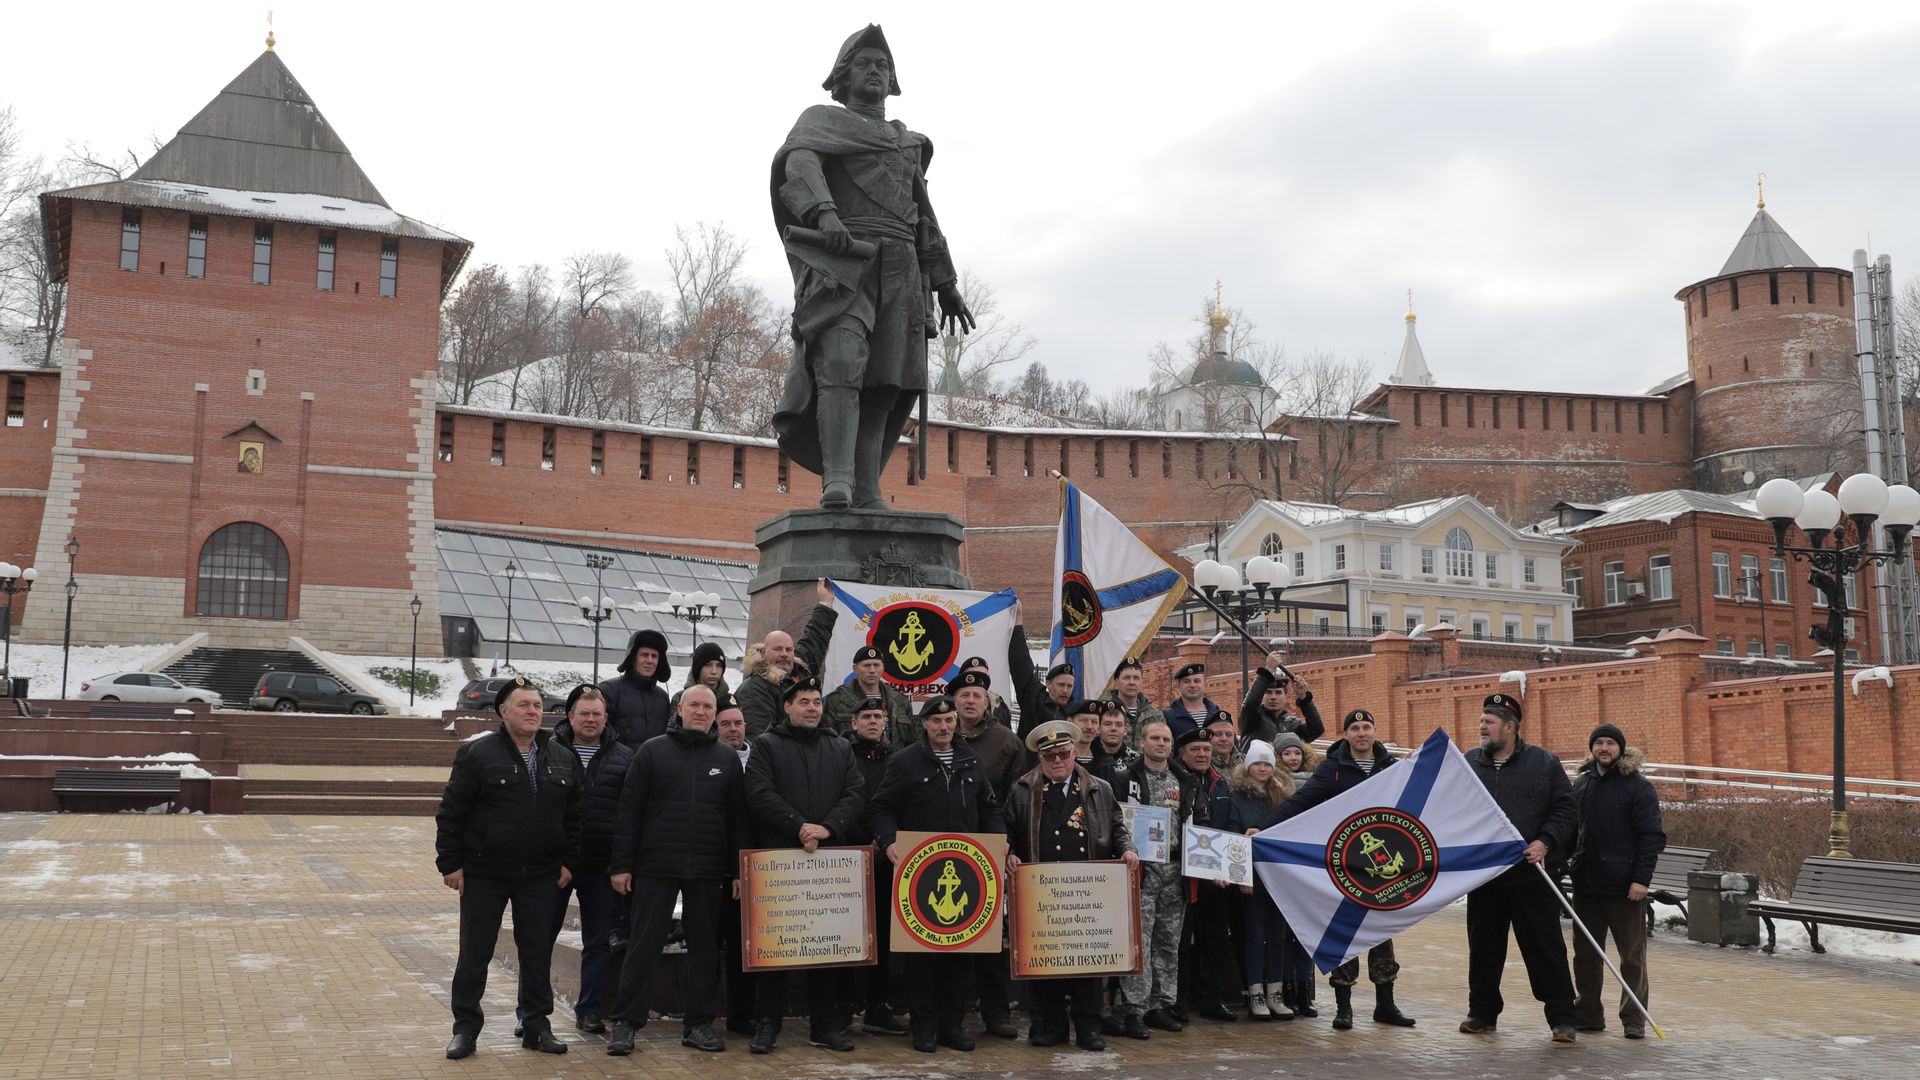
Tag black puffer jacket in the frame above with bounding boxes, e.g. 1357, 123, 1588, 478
608, 726, 748, 881
600, 632, 674, 748
1570, 748, 1666, 897
840, 732, 893, 846
1238, 667, 1325, 746
869, 736, 1006, 850
552, 722, 635, 875
435, 726, 582, 878
744, 720, 868, 848
1264, 736, 1398, 827
1464, 736, 1578, 863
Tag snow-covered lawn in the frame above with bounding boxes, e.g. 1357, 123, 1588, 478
0, 641, 185, 696
314, 650, 600, 716
1740, 917, 1920, 965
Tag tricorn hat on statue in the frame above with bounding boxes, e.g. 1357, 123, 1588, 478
823, 24, 902, 99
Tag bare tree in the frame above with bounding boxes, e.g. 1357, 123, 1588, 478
438, 263, 517, 404
0, 110, 65, 365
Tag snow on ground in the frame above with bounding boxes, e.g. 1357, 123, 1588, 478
1746, 917, 1920, 965
0, 641, 186, 695
314, 650, 597, 716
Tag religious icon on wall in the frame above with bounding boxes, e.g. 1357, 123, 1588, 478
238, 442, 264, 474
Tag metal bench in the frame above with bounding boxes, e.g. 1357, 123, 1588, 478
1560, 845, 1717, 930
1750, 856, 1920, 954
51, 767, 182, 813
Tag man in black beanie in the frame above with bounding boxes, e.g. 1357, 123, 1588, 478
1570, 723, 1665, 1040
601, 629, 673, 747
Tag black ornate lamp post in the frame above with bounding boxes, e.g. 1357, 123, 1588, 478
579, 593, 616, 682
61, 535, 79, 698
669, 590, 721, 652
1755, 474, 1920, 858
1192, 555, 1295, 704
408, 594, 423, 708
0, 560, 37, 689
502, 560, 518, 671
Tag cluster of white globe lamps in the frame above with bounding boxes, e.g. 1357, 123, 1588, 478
1754, 474, 1920, 553
1192, 554, 1294, 597
667, 591, 723, 617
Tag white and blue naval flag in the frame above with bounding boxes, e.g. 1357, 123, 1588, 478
1050, 479, 1187, 700
823, 579, 1019, 703
1252, 728, 1526, 973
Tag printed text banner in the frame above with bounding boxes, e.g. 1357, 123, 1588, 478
1009, 861, 1143, 979
740, 846, 876, 971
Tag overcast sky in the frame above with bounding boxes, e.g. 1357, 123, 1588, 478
8, 0, 1920, 397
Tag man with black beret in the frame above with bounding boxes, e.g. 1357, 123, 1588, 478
436, 677, 583, 1060
1175, 713, 1242, 1023
1460, 692, 1579, 1044
1068, 698, 1105, 770
1239, 649, 1324, 747
824, 644, 915, 746
1104, 655, 1164, 750
1007, 719, 1137, 1051
1163, 662, 1222, 742
1570, 723, 1665, 1040
1262, 707, 1416, 1031
600, 628, 674, 748
957, 655, 1015, 727
834, 694, 906, 1036
743, 674, 870, 1054
948, 666, 1025, 1037
1005, 600, 1079, 733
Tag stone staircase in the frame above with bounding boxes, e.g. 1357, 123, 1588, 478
162, 647, 339, 708
241, 774, 445, 815
226, 712, 460, 815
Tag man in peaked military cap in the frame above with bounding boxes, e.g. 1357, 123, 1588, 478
770, 24, 975, 511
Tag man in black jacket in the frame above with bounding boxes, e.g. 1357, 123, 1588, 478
435, 677, 583, 1060
1163, 663, 1222, 742
870, 696, 1008, 1053
1238, 654, 1324, 747
738, 580, 837, 737
1570, 723, 1665, 1040
1459, 692, 1580, 1044
1263, 708, 1416, 1031
743, 674, 868, 1054
600, 629, 673, 747
1006, 601, 1077, 732
604, 685, 748, 1056
545, 685, 633, 1036
1176, 717, 1242, 1023
837, 696, 906, 1036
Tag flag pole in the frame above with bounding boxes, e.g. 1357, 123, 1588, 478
1530, 861, 1667, 1041
1185, 582, 1302, 684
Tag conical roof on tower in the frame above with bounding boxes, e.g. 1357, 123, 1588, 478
1717, 208, 1816, 276
41, 49, 469, 294
1388, 292, 1434, 387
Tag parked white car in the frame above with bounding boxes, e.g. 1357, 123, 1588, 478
77, 671, 223, 708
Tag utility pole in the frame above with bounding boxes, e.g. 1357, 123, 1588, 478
1854, 250, 1919, 664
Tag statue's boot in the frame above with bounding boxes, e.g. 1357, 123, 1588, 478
816, 387, 858, 510
852, 395, 894, 511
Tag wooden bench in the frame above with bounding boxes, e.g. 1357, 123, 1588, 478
1560, 845, 1717, 930
51, 767, 181, 813
1750, 856, 1920, 954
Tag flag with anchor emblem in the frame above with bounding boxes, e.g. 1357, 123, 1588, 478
822, 580, 1019, 703
1050, 479, 1187, 700
1251, 728, 1527, 972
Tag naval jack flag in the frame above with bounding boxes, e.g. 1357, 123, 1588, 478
1050, 479, 1187, 700
822, 579, 1019, 703
1252, 728, 1527, 973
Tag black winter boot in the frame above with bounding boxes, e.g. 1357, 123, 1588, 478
1293, 981, 1318, 1018
1332, 985, 1353, 1030
1372, 983, 1415, 1027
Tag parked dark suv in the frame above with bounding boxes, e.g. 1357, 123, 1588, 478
248, 671, 389, 715
455, 677, 566, 718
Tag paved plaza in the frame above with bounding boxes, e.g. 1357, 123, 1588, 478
2, 811, 1917, 1080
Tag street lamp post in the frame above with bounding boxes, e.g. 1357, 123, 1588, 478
61, 535, 79, 698
1755, 474, 1920, 858
579, 594, 615, 682
0, 561, 38, 690
1192, 555, 1295, 705
409, 594, 423, 708
502, 560, 519, 672
669, 590, 721, 652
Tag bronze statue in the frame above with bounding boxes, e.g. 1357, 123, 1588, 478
770, 24, 974, 511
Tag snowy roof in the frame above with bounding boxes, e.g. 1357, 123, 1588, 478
1718, 208, 1818, 276
1555, 489, 1759, 533
1643, 370, 1692, 397
46, 179, 463, 243
438, 403, 780, 450
1255, 494, 1478, 529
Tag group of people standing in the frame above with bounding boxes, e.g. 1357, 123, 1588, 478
433, 584, 1667, 1060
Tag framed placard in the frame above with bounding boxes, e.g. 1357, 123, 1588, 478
1181, 823, 1253, 886
1009, 860, 1143, 979
739, 845, 875, 971
890, 831, 1008, 954
1121, 803, 1172, 863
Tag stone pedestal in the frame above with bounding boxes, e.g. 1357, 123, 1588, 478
748, 509, 969, 643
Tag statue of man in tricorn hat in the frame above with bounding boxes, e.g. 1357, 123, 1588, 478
771, 24, 974, 511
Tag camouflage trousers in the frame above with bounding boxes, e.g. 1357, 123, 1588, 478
1329, 938, 1400, 988
1119, 862, 1185, 1013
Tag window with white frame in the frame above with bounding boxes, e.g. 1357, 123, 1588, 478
1292, 551, 1305, 579
1259, 532, 1284, 557
1406, 612, 1422, 633
1438, 609, 1458, 628
1484, 552, 1499, 581
1740, 554, 1760, 600
1775, 643, 1791, 660
1564, 564, 1584, 609
1770, 557, 1787, 603
1378, 543, 1394, 572
1717, 639, 1734, 656
1420, 547, 1436, 575
1316, 615, 1331, 633
1333, 544, 1347, 572
1535, 618, 1553, 643
1523, 557, 1537, 584
1370, 608, 1388, 633
1711, 552, 1731, 597
1445, 527, 1475, 577
1603, 560, 1625, 605
1503, 617, 1520, 642
1746, 641, 1764, 657
1648, 554, 1672, 601
1470, 614, 1490, 639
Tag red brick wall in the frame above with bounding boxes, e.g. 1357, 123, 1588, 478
0, 370, 57, 568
